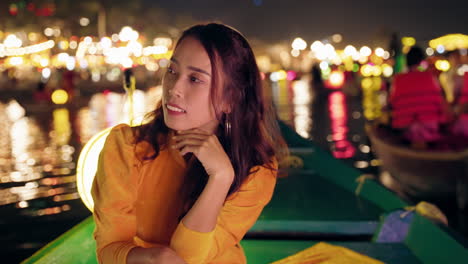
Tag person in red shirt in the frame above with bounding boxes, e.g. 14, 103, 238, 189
389, 46, 452, 146
451, 72, 468, 138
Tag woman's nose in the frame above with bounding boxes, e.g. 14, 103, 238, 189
167, 77, 183, 98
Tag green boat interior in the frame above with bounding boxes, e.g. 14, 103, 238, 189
21, 122, 468, 263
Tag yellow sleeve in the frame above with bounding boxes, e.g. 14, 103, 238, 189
91, 124, 139, 264
170, 160, 278, 263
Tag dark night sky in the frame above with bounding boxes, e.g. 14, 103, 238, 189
150, 0, 468, 46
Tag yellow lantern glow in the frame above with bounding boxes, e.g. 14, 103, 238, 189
51, 89, 69, 104
402, 37, 416, 47
429, 34, 468, 51
76, 127, 113, 211
435, 60, 451, 72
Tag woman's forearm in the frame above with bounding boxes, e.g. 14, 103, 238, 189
181, 172, 234, 232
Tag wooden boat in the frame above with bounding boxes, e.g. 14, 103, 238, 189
22, 122, 468, 263
21, 212, 468, 264
366, 124, 468, 209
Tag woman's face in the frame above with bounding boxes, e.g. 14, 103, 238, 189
162, 37, 221, 132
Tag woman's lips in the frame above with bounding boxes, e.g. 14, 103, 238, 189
166, 103, 186, 115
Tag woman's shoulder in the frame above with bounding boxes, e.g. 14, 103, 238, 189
107, 123, 138, 147
245, 158, 278, 186
98, 124, 141, 165
227, 159, 278, 204
251, 158, 278, 172
108, 123, 162, 162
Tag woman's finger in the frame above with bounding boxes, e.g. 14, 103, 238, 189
179, 145, 199, 156
173, 134, 209, 149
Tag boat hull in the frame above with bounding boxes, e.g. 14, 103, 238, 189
366, 125, 468, 203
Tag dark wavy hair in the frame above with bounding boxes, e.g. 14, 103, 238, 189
136, 23, 287, 216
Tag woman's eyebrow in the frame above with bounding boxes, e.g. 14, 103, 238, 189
171, 58, 211, 77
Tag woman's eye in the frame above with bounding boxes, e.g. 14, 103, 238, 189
190, 76, 202, 83
167, 67, 176, 74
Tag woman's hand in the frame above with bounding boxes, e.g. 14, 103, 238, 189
127, 246, 186, 264
172, 128, 234, 182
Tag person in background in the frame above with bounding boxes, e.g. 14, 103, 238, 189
389, 46, 452, 148
91, 23, 287, 264
440, 50, 464, 104
451, 72, 468, 139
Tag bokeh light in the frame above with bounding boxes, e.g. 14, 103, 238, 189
51, 89, 69, 105
435, 60, 450, 71
328, 70, 345, 88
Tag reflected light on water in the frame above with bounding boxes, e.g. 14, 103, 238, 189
329, 91, 355, 158
76, 107, 93, 144
22, 204, 72, 217
17, 200, 29, 208
104, 92, 124, 127
354, 160, 369, 169
0, 99, 81, 211
53, 108, 71, 146
122, 89, 147, 125
292, 80, 311, 104
271, 75, 292, 122
6, 100, 26, 122
41, 175, 75, 186
361, 77, 383, 121
292, 79, 312, 138
53, 192, 80, 202
359, 144, 371, 153
370, 159, 382, 166
11, 118, 30, 158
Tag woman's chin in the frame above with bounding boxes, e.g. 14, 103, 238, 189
164, 115, 218, 132
164, 120, 186, 131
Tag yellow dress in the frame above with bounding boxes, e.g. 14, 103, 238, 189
91, 124, 277, 264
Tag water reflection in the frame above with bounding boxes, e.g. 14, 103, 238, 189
271, 72, 293, 123
269, 70, 382, 177
52, 108, 71, 146
0, 95, 111, 262
328, 91, 356, 159
292, 78, 312, 138
2, 104, 74, 222
270, 70, 364, 160
0, 100, 79, 214
361, 77, 384, 121
82, 86, 161, 136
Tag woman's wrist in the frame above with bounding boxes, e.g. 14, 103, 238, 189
209, 169, 234, 186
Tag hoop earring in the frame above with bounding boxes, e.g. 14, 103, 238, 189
225, 114, 231, 138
